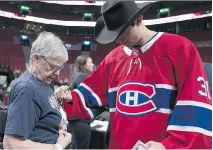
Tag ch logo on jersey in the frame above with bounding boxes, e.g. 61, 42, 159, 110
116, 82, 157, 116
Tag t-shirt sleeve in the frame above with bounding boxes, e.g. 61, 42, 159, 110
4, 82, 39, 139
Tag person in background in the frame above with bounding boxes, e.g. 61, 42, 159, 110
71, 55, 94, 89
14, 69, 21, 79
56, 1, 211, 149
6, 69, 21, 93
65, 55, 95, 149
203, 62, 212, 92
0, 78, 3, 102
3, 31, 71, 149
0, 83, 7, 109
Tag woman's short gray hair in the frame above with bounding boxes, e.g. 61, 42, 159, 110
30, 31, 68, 64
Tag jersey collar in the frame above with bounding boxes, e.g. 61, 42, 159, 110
123, 32, 164, 56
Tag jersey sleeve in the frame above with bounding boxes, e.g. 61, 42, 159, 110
161, 38, 212, 149
67, 59, 109, 119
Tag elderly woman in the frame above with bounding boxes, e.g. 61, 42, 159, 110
3, 32, 71, 149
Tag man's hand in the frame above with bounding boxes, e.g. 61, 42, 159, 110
56, 129, 72, 149
55, 86, 72, 103
145, 141, 166, 149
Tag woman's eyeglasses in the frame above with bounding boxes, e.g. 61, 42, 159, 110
40, 56, 63, 72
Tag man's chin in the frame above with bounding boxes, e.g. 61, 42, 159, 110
124, 42, 135, 47
124, 44, 134, 49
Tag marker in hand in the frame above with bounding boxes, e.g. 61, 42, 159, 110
58, 84, 74, 105
64, 84, 74, 94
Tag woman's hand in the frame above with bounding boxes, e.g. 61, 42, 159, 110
56, 129, 72, 149
54, 86, 72, 103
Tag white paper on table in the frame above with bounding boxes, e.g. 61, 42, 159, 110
90, 120, 109, 132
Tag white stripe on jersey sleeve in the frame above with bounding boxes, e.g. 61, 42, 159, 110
167, 125, 212, 137
156, 108, 173, 114
74, 89, 94, 118
109, 108, 116, 112
80, 83, 102, 107
176, 101, 212, 110
108, 87, 118, 93
155, 84, 178, 90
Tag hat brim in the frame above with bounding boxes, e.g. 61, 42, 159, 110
95, 16, 124, 44
95, 2, 154, 44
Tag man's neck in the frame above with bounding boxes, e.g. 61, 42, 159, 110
136, 27, 157, 46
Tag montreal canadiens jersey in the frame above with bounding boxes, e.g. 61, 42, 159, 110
64, 32, 212, 149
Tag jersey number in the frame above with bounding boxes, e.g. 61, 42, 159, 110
197, 76, 211, 100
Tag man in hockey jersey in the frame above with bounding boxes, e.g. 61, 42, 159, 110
56, 1, 212, 149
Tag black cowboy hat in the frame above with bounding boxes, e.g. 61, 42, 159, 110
94, 1, 154, 44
